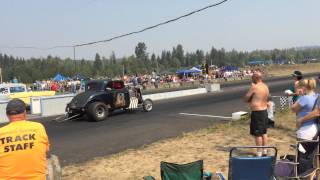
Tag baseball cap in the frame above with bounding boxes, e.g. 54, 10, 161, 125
292, 70, 302, 77
6, 99, 26, 115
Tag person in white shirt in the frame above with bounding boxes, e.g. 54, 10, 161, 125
267, 96, 275, 128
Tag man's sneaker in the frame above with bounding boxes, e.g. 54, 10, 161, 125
256, 151, 262, 157
262, 149, 268, 156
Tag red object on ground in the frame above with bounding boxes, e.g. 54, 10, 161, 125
51, 83, 58, 91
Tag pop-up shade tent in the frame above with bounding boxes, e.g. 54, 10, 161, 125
176, 69, 189, 75
53, 73, 68, 82
189, 67, 202, 73
222, 66, 239, 71
176, 67, 202, 75
248, 60, 265, 65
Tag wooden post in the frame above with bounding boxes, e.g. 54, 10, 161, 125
47, 154, 61, 180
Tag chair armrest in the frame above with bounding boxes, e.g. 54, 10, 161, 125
276, 160, 299, 165
299, 168, 318, 178
297, 139, 319, 143
290, 144, 297, 149
203, 171, 212, 180
143, 176, 156, 180
280, 154, 295, 161
216, 172, 226, 180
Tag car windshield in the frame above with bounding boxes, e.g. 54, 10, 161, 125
10, 86, 26, 93
86, 82, 104, 91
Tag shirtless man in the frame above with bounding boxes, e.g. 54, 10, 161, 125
244, 71, 270, 156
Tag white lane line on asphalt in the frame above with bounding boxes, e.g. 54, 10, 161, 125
179, 113, 232, 119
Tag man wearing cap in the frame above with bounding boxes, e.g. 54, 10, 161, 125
0, 99, 49, 180
286, 70, 303, 103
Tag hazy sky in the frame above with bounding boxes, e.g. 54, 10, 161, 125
0, 0, 319, 60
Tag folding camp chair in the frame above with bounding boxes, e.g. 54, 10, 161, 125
274, 138, 320, 180
143, 160, 211, 180
216, 146, 278, 180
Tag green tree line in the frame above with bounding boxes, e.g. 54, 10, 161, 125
1, 43, 320, 83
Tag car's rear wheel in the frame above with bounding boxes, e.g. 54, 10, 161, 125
87, 102, 109, 122
142, 99, 153, 112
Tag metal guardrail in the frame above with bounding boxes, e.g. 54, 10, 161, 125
40, 94, 75, 117
143, 88, 208, 101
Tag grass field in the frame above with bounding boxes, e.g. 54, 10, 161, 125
62, 109, 297, 180
264, 63, 320, 77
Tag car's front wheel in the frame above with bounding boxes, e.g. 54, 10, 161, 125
87, 102, 109, 122
142, 99, 153, 112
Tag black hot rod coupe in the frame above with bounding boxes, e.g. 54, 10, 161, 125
65, 79, 153, 122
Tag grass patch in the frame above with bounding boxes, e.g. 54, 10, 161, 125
62, 110, 297, 180
264, 63, 320, 77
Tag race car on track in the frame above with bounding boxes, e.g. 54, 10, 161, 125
65, 79, 153, 121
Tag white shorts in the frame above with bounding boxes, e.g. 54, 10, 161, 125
297, 123, 318, 140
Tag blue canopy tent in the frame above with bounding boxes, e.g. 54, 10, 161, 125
248, 60, 265, 66
189, 67, 202, 73
176, 69, 190, 75
195, 65, 202, 69
53, 74, 68, 82
176, 68, 201, 75
274, 60, 285, 65
222, 66, 239, 71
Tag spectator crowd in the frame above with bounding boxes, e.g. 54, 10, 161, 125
4, 64, 259, 94
31, 80, 83, 94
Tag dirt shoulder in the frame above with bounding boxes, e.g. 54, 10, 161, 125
62, 110, 296, 180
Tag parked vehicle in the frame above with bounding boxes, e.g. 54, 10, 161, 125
0, 83, 56, 105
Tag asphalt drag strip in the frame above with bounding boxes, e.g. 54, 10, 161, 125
0, 75, 304, 166
179, 113, 232, 120
45, 76, 296, 166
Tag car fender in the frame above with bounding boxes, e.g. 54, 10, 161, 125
85, 92, 112, 109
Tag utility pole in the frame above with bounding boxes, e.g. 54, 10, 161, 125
122, 64, 125, 77
0, 68, 2, 83
73, 46, 76, 73
73, 46, 76, 61
156, 59, 159, 73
